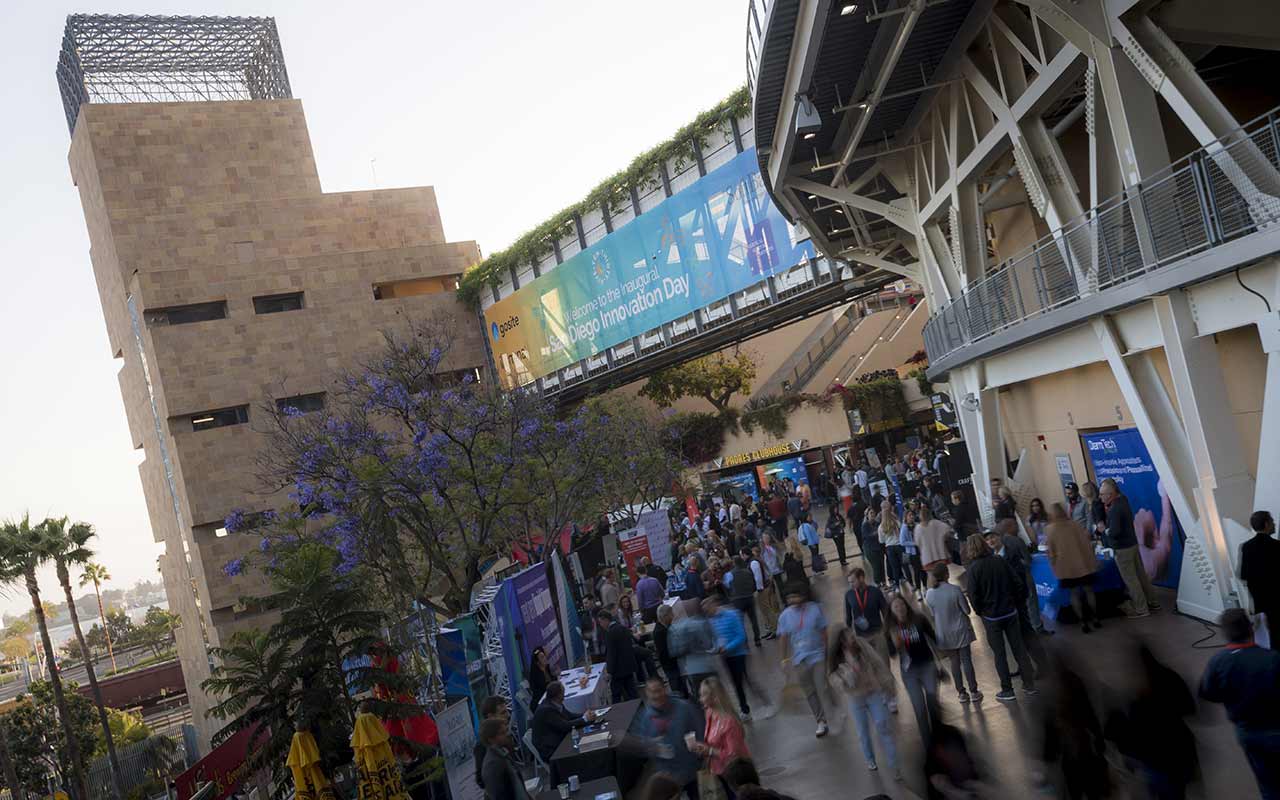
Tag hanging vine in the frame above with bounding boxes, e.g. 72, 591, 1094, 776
457, 86, 752, 306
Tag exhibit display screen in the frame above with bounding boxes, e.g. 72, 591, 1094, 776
484, 148, 814, 387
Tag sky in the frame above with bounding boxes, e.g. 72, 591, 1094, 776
0, 0, 747, 617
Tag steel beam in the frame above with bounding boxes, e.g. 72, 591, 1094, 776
832, 0, 928, 185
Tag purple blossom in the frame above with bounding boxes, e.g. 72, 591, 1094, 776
223, 558, 245, 577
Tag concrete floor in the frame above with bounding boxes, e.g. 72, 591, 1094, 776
727, 508, 1260, 799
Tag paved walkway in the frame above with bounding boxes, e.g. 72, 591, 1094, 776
726, 504, 1258, 799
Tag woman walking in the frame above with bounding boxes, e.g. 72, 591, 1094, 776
782, 536, 809, 589
1027, 498, 1050, 547
899, 509, 925, 589
861, 506, 886, 587
885, 590, 943, 739
1046, 503, 1101, 633
828, 627, 900, 778
690, 676, 752, 799
879, 501, 904, 588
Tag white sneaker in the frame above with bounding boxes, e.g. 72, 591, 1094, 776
815, 721, 829, 737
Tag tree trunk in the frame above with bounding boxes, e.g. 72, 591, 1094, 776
58, 562, 125, 800
0, 717, 26, 800
93, 581, 117, 674
27, 570, 90, 800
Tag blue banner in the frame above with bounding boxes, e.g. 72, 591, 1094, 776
485, 148, 816, 387
1082, 428, 1184, 588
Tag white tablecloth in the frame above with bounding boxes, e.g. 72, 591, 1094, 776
560, 663, 609, 715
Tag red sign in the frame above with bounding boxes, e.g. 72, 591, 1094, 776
618, 529, 653, 587
684, 494, 698, 524
174, 726, 268, 800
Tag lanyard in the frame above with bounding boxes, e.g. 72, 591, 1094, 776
852, 588, 869, 612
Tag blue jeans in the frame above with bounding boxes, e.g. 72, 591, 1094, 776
849, 691, 896, 769
901, 664, 940, 740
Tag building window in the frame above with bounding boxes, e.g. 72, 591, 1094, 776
144, 301, 227, 327
190, 405, 249, 432
253, 291, 305, 314
372, 276, 459, 300
276, 392, 326, 415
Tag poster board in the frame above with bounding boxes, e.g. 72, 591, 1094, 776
439, 701, 485, 800
1083, 429, 1184, 588
617, 526, 652, 587
637, 509, 674, 571
509, 564, 566, 670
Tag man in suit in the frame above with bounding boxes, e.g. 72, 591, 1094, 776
600, 609, 640, 701
531, 681, 594, 765
1240, 510, 1280, 631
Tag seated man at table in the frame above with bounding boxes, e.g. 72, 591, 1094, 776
479, 717, 530, 800
636, 676, 704, 799
531, 681, 595, 765
600, 609, 641, 702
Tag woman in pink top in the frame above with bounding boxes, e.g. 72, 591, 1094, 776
691, 676, 751, 796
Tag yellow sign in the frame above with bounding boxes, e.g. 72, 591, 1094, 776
287, 730, 336, 800
718, 440, 804, 468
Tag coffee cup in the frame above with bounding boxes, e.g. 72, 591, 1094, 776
557, 783, 570, 799
684, 732, 697, 751
568, 775, 580, 792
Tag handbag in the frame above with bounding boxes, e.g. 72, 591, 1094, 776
698, 767, 727, 800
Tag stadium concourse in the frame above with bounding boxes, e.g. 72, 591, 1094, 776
723, 505, 1256, 799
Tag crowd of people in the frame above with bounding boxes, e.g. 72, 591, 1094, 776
474, 454, 1280, 800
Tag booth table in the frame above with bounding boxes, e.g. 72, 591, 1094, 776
560, 663, 609, 715
1031, 552, 1126, 623
536, 777, 621, 800
549, 700, 643, 790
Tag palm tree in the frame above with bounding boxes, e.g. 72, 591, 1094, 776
79, 562, 116, 673
0, 515, 90, 800
0, 715, 25, 800
42, 518, 125, 800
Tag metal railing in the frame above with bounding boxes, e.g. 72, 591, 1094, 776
924, 105, 1280, 366
778, 294, 916, 393
745, 0, 772, 98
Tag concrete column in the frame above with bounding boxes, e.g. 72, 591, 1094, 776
1092, 309, 1232, 620
951, 363, 1006, 525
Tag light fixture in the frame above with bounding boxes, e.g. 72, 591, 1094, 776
807, 194, 817, 200
841, 3, 859, 15
794, 93, 822, 141
839, 263, 855, 281
834, 207, 845, 214
192, 416, 214, 424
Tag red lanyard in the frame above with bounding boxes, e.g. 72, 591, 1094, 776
853, 588, 869, 612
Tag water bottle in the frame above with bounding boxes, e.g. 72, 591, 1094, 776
571, 727, 581, 750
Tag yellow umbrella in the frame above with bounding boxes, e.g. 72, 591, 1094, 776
351, 711, 411, 800
287, 730, 336, 800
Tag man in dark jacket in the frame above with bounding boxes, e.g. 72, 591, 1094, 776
1100, 479, 1158, 618
1240, 510, 1280, 628
653, 604, 684, 696
951, 490, 981, 538
600, 609, 639, 701
728, 556, 762, 646
965, 533, 1037, 702
479, 717, 530, 800
473, 696, 510, 791
1199, 608, 1280, 799
531, 681, 593, 765
990, 520, 1048, 635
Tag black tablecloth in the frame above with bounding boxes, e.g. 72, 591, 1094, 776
549, 699, 642, 786
535, 776, 621, 800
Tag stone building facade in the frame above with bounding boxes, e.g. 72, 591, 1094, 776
66, 98, 483, 746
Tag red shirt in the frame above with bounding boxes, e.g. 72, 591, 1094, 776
705, 710, 750, 774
